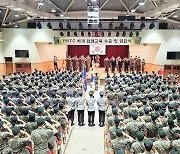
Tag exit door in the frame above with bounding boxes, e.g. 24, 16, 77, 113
5, 57, 13, 75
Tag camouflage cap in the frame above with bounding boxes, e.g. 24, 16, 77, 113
116, 128, 123, 137
159, 129, 167, 138
144, 139, 153, 151
117, 150, 124, 154
37, 118, 45, 126
136, 131, 144, 141
12, 126, 20, 135
114, 117, 120, 123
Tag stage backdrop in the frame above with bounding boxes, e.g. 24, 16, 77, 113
68, 45, 129, 67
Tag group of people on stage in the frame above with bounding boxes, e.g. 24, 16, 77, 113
104, 56, 146, 74
66, 55, 91, 72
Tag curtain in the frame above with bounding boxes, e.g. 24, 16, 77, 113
68, 45, 129, 67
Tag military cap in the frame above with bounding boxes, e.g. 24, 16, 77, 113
3, 98, 9, 104
173, 94, 178, 100
99, 91, 104, 96
67, 90, 74, 97
111, 103, 116, 108
154, 103, 160, 111
159, 129, 167, 138
11, 116, 17, 122
53, 107, 59, 113
117, 150, 124, 154
12, 126, 20, 135
116, 128, 123, 137
21, 107, 29, 115
132, 112, 138, 120
128, 99, 133, 105
26, 90, 31, 96
151, 113, 158, 121
37, 118, 45, 126
112, 108, 118, 115
15, 91, 20, 96
107, 117, 113, 124
144, 139, 153, 151
29, 113, 36, 122
89, 91, 94, 96
167, 118, 174, 126
0, 120, 3, 128
45, 116, 51, 123
78, 90, 83, 95
37, 107, 44, 114
44, 102, 50, 109
30, 97, 35, 104
114, 117, 120, 123
5, 107, 12, 115
17, 98, 23, 104
51, 91, 56, 97
170, 150, 179, 154
159, 109, 165, 116
39, 90, 44, 96
136, 131, 144, 141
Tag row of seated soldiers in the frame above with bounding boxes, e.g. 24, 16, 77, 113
104, 73, 180, 154
0, 69, 82, 154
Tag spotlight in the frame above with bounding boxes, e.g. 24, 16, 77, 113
108, 31, 111, 37
129, 32, 133, 37
139, 0, 145, 6
140, 22, 145, 29
149, 22, 155, 29
51, 8, 56, 13
60, 32, 64, 36
101, 31, 104, 37
173, 14, 178, 18
14, 23, 19, 28
67, 31, 70, 37
38, 0, 44, 6
136, 31, 139, 37
88, 31, 91, 37
79, 22, 83, 30
122, 31, 126, 37
15, 13, 19, 17
74, 32, 77, 37
130, 23, 135, 29
81, 32, 84, 37
47, 22, 52, 29
120, 23, 124, 30
59, 22, 63, 29
116, 32, 120, 37
98, 22, 102, 29
67, 22, 71, 30
36, 22, 42, 29
109, 22, 113, 29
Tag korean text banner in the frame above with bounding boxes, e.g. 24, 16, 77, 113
54, 37, 141, 45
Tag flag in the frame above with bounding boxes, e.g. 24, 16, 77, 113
82, 66, 87, 91
91, 59, 95, 92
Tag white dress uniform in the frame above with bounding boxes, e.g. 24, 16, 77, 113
86, 92, 96, 126
76, 95, 86, 126
97, 91, 107, 127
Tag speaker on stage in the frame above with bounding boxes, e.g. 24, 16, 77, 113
159, 23, 168, 29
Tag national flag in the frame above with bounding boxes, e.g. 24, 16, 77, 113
91, 59, 95, 92
82, 65, 87, 91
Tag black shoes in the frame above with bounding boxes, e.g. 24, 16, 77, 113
99, 123, 105, 127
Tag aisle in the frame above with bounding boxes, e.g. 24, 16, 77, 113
64, 87, 105, 154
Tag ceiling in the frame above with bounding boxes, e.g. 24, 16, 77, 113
0, 0, 180, 29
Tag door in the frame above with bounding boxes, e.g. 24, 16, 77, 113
5, 57, 13, 75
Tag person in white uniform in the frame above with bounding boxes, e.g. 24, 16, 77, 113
86, 91, 96, 127
76, 90, 86, 126
66, 90, 76, 126
97, 91, 107, 127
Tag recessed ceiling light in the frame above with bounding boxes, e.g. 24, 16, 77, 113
38, 0, 44, 6
92, 0, 96, 1
15, 13, 19, 17
51, 8, 56, 13
126, 13, 130, 16
66, 16, 69, 19
131, 9, 136, 13
139, 0, 145, 6
173, 14, 178, 18
60, 14, 64, 17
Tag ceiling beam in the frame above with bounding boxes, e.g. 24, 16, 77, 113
129, 0, 140, 10
45, 0, 64, 13
117, 0, 129, 12
1, 8, 8, 25
2, 18, 34, 27
100, 0, 109, 10
65, 0, 77, 13
145, 0, 180, 17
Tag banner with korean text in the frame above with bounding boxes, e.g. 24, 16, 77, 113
54, 37, 141, 45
